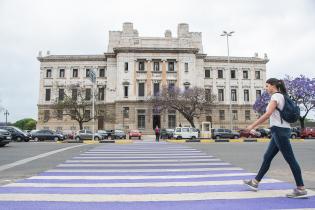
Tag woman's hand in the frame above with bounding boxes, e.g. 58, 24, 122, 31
246, 125, 254, 131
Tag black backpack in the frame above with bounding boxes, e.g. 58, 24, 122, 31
275, 93, 300, 123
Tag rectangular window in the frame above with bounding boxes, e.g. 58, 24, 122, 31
124, 86, 128, 98
218, 89, 224, 101
245, 110, 251, 120
86, 69, 90, 77
137, 110, 146, 129
124, 63, 128, 72
70, 110, 76, 120
243, 70, 248, 79
72, 89, 77, 101
84, 110, 91, 119
46, 69, 52, 78
205, 69, 210, 78
219, 110, 225, 120
59, 69, 65, 78
218, 70, 223, 78
168, 62, 175, 71
138, 83, 145, 97
57, 110, 63, 120
123, 107, 129, 118
168, 115, 176, 128
72, 69, 78, 78
231, 89, 237, 101
98, 87, 105, 101
231, 70, 236, 79
185, 63, 188, 72
244, 89, 249, 102
153, 62, 160, 71
45, 89, 51, 101
255, 71, 261, 79
205, 88, 211, 101
99, 69, 105, 77
85, 88, 91, 100
256, 90, 262, 99
232, 110, 238, 120
58, 88, 64, 101
168, 83, 175, 92
139, 61, 145, 71
206, 116, 212, 123
44, 110, 50, 122
153, 83, 160, 96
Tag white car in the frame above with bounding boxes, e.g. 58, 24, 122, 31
173, 127, 199, 139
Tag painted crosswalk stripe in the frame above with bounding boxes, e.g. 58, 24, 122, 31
65, 158, 221, 163
57, 163, 230, 167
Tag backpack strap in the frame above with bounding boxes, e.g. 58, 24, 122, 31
274, 92, 284, 124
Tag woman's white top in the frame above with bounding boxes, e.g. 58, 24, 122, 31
266, 93, 291, 128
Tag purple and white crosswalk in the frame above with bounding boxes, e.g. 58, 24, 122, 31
0, 142, 314, 210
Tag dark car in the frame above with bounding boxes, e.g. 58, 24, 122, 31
0, 126, 30, 142
160, 129, 174, 139
256, 128, 270, 138
97, 130, 109, 139
211, 128, 240, 139
32, 129, 64, 141
0, 129, 11, 147
111, 130, 127, 139
291, 127, 301, 137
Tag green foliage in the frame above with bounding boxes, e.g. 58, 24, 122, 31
13, 118, 37, 130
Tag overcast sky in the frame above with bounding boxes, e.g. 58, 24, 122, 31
0, 0, 315, 122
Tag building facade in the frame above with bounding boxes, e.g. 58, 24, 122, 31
37, 22, 269, 134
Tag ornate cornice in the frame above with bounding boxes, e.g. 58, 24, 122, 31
113, 47, 199, 54
204, 56, 269, 64
37, 55, 107, 62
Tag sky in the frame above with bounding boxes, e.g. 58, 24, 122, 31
0, 0, 315, 122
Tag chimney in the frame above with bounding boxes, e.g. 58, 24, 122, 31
165, 30, 172, 38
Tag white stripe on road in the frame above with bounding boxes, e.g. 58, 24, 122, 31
2, 189, 310, 202
57, 163, 230, 167
28, 173, 256, 180
79, 154, 209, 157
84, 151, 203, 154
0, 144, 87, 172
66, 158, 221, 163
73, 156, 214, 159
5, 179, 281, 188
46, 167, 244, 173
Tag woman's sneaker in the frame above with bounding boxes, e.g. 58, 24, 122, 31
243, 179, 259, 191
286, 188, 308, 198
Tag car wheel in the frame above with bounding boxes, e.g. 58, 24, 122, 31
138, 136, 141, 140
94, 136, 99, 141
54, 137, 59, 141
24, 139, 30, 142
16, 137, 22, 142
234, 136, 239, 139
214, 135, 220, 139
291, 134, 296, 139
34, 137, 39, 141
176, 136, 182, 140
309, 135, 312, 139
75, 137, 80, 141
191, 136, 196, 140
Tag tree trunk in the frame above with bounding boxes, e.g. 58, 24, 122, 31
79, 121, 83, 130
299, 117, 305, 129
186, 117, 195, 128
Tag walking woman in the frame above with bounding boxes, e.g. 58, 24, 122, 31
243, 78, 307, 198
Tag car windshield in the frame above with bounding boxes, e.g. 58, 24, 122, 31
13, 127, 24, 133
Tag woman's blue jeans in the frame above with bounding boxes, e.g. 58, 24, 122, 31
255, 126, 304, 186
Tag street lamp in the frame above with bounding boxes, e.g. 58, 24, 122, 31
221, 31, 235, 130
4, 109, 9, 126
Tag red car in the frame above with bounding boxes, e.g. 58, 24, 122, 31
300, 127, 315, 139
239, 129, 261, 138
128, 130, 142, 139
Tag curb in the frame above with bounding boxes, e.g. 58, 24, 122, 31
166, 138, 305, 143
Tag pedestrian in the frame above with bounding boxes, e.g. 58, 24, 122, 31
155, 125, 160, 142
243, 78, 307, 198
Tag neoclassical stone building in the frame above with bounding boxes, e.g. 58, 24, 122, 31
37, 22, 269, 134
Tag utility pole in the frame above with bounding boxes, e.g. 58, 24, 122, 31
4, 109, 9, 126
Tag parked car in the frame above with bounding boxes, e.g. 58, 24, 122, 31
173, 127, 199, 139
97, 130, 109, 139
111, 130, 127, 139
75, 130, 103, 141
128, 130, 142, 139
105, 130, 114, 138
256, 128, 270, 138
300, 127, 315, 139
239, 129, 261, 138
290, 129, 298, 139
0, 126, 31, 142
211, 128, 240, 139
0, 129, 11, 147
160, 128, 174, 139
32, 129, 64, 141
291, 127, 301, 137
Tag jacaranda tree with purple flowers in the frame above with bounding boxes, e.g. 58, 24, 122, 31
284, 75, 315, 128
253, 91, 270, 115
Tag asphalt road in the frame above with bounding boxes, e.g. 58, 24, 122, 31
0, 140, 314, 191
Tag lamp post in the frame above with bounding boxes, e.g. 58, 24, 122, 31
4, 109, 9, 126
221, 31, 235, 130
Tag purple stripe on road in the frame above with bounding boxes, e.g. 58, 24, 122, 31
18, 175, 256, 183
39, 170, 246, 176
0, 183, 294, 194
0, 196, 314, 210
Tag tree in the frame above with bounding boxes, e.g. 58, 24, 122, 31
284, 75, 315, 128
52, 85, 99, 130
150, 86, 216, 128
14, 118, 37, 130
253, 91, 270, 115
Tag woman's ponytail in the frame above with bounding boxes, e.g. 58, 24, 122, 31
266, 78, 287, 95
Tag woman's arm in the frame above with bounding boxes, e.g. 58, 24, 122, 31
246, 100, 277, 130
